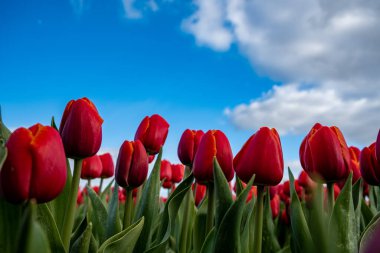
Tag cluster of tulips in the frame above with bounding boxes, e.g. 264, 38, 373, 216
1, 98, 380, 253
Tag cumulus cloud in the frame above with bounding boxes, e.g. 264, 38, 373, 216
183, 0, 380, 144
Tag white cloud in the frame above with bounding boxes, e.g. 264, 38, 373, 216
122, 0, 143, 19
184, 0, 380, 145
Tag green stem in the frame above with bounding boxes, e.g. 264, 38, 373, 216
253, 185, 264, 253
62, 159, 83, 251
123, 189, 133, 229
179, 166, 192, 253
327, 182, 335, 213
206, 183, 215, 235
99, 178, 104, 193
87, 179, 91, 188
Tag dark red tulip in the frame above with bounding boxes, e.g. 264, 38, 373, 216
377, 130, 380, 166
269, 185, 279, 199
134, 114, 169, 155
192, 130, 234, 184
178, 129, 204, 166
281, 180, 303, 203
77, 188, 84, 205
300, 123, 351, 183
270, 195, 280, 219
160, 160, 172, 189
59, 97, 103, 159
338, 146, 362, 188
360, 143, 380, 186
298, 171, 316, 191
0, 124, 67, 203
193, 183, 207, 206
99, 153, 115, 178
81, 155, 102, 179
234, 127, 284, 186
148, 155, 155, 164
115, 140, 149, 189
171, 163, 185, 183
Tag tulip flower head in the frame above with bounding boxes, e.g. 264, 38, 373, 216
160, 160, 172, 189
178, 129, 204, 166
0, 124, 67, 203
81, 155, 103, 179
99, 153, 115, 178
360, 143, 380, 186
192, 130, 234, 184
59, 97, 103, 159
234, 127, 284, 186
300, 123, 351, 183
171, 163, 185, 183
115, 140, 149, 190
134, 114, 169, 155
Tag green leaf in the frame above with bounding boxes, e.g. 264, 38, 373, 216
106, 183, 122, 239
352, 179, 363, 234
0, 106, 11, 141
98, 217, 145, 253
100, 179, 114, 203
288, 168, 314, 253
70, 222, 93, 253
145, 173, 195, 253
193, 197, 208, 253
262, 189, 281, 253
133, 148, 163, 253
49, 159, 72, 234
0, 144, 7, 169
213, 174, 255, 253
0, 198, 22, 252
240, 199, 255, 253
17, 201, 51, 253
87, 185, 108, 244
235, 177, 244, 197
51, 116, 58, 131
213, 157, 233, 230
329, 173, 357, 253
37, 204, 65, 253
200, 228, 215, 253
361, 199, 375, 228
359, 212, 380, 252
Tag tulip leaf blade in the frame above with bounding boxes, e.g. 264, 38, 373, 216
262, 189, 281, 253
200, 228, 215, 253
0, 106, 11, 142
144, 172, 194, 253
359, 212, 380, 252
133, 148, 163, 253
0, 197, 22, 252
87, 185, 108, 244
70, 221, 93, 253
98, 217, 144, 253
288, 168, 314, 253
106, 182, 122, 239
193, 197, 209, 253
213, 157, 233, 230
37, 204, 65, 253
329, 173, 357, 253
213, 174, 255, 253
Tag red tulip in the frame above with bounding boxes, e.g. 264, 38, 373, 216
59, 97, 103, 159
81, 155, 102, 179
269, 185, 279, 199
148, 155, 155, 164
99, 153, 115, 178
192, 130, 234, 184
234, 127, 284, 186
178, 129, 204, 166
0, 124, 67, 203
377, 130, 380, 166
281, 180, 303, 202
171, 163, 185, 183
300, 123, 351, 183
115, 140, 149, 189
77, 188, 84, 205
160, 160, 172, 189
338, 146, 362, 188
298, 171, 316, 191
360, 143, 380, 185
193, 183, 207, 206
270, 195, 280, 219
134, 114, 169, 155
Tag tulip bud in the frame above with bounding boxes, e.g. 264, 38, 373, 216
377, 129, 380, 165
234, 127, 284, 186
177, 129, 204, 166
192, 130, 234, 184
148, 155, 155, 164
81, 155, 102, 179
338, 146, 362, 188
99, 153, 115, 178
270, 195, 280, 219
171, 163, 185, 183
59, 98, 103, 159
193, 183, 207, 206
0, 124, 67, 203
360, 143, 380, 186
298, 171, 316, 191
115, 140, 149, 189
134, 114, 169, 155
300, 123, 351, 183
160, 160, 172, 189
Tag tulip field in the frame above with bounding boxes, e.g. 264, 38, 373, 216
1, 97, 380, 253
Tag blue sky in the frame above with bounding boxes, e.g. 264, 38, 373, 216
1, 0, 379, 181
